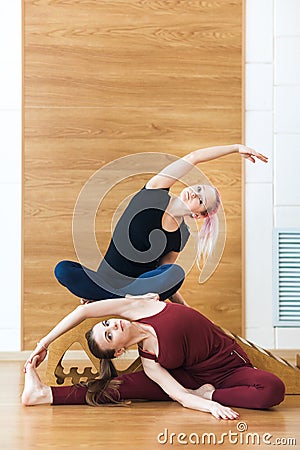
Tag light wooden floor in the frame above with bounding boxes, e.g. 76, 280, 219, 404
2, 361, 299, 450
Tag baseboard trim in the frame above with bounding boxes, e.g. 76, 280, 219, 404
1, 349, 298, 364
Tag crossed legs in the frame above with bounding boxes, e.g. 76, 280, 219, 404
54, 260, 185, 301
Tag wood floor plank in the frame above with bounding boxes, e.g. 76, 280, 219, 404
1, 361, 299, 450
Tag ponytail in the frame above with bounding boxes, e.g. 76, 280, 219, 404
196, 213, 219, 270
84, 329, 129, 406
195, 186, 221, 270
85, 359, 124, 406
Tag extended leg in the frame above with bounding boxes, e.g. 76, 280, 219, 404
50, 372, 170, 405
23, 357, 200, 407
52, 367, 199, 405
212, 367, 285, 409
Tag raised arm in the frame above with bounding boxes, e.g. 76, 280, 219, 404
24, 294, 160, 370
142, 358, 239, 420
146, 144, 268, 189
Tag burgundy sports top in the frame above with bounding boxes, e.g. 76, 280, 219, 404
137, 303, 251, 381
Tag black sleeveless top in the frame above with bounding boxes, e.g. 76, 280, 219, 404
98, 187, 190, 286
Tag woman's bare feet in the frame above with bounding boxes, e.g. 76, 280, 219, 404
80, 298, 91, 304
192, 384, 216, 400
22, 356, 52, 406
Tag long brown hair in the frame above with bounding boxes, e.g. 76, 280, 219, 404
84, 329, 127, 406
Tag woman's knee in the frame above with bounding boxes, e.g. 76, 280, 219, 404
173, 264, 185, 281
160, 263, 185, 282
54, 260, 77, 285
256, 375, 285, 408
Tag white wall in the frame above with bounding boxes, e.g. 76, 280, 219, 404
0, 1, 22, 350
0, 1, 299, 351
245, 0, 300, 349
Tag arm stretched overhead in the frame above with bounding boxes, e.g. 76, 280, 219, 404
146, 144, 268, 190
24, 293, 162, 370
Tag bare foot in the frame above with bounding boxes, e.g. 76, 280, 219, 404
125, 293, 160, 301
193, 384, 215, 400
22, 356, 52, 406
181, 299, 191, 307
80, 298, 91, 304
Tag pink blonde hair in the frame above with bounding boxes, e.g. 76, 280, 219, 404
196, 187, 221, 270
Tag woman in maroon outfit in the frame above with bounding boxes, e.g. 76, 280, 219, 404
23, 295, 285, 420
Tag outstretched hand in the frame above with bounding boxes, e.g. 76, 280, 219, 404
209, 401, 240, 420
237, 145, 268, 164
24, 344, 47, 373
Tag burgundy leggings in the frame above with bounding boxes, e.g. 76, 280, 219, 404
51, 366, 285, 410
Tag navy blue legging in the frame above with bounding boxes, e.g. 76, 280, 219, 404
54, 261, 185, 301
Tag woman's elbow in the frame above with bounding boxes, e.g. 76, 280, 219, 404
183, 152, 197, 166
76, 304, 89, 319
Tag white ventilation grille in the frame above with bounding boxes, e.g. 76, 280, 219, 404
273, 229, 300, 326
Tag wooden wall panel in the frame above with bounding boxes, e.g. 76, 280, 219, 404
23, 0, 243, 349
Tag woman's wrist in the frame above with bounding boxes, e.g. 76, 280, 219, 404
231, 144, 240, 153
191, 144, 240, 164
37, 339, 49, 351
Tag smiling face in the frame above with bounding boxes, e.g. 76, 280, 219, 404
180, 184, 218, 218
91, 318, 133, 357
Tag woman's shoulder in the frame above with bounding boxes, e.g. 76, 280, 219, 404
126, 297, 167, 322
143, 185, 170, 194
128, 185, 170, 210
144, 182, 170, 192
138, 302, 194, 323
130, 185, 170, 199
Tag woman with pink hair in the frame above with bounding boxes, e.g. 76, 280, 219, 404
54, 144, 267, 305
